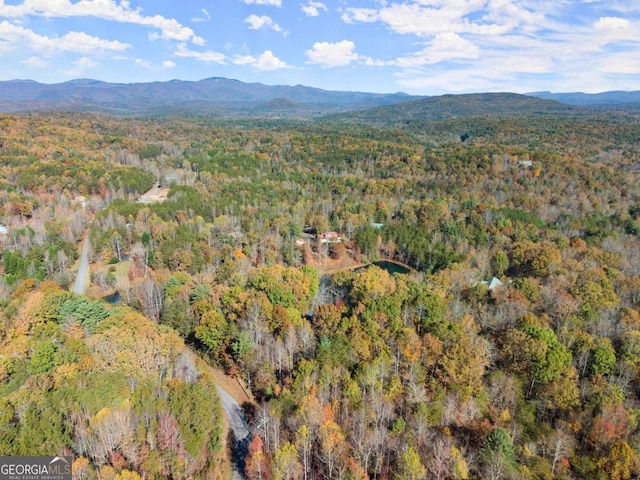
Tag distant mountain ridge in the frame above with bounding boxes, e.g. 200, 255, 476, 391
0, 77, 415, 117
528, 90, 640, 106
0, 77, 638, 118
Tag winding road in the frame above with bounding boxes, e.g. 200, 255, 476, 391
73, 235, 91, 294
72, 229, 249, 478
216, 385, 251, 480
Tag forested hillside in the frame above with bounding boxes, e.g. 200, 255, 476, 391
0, 282, 225, 479
1, 101, 640, 479
322, 93, 583, 126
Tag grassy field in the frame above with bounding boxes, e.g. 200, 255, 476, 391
113, 260, 130, 291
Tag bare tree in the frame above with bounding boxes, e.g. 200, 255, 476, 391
57, 249, 68, 273
76, 407, 135, 466
173, 350, 200, 383
427, 437, 452, 480
137, 277, 163, 322
482, 453, 509, 480
111, 231, 122, 261
546, 428, 573, 475
256, 403, 281, 454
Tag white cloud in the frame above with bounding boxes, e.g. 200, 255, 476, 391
61, 30, 130, 51
135, 58, 151, 68
592, 16, 638, 44
0, 0, 202, 44
66, 56, 98, 76
191, 35, 206, 46
301, 1, 327, 17
362, 57, 388, 67
392, 33, 572, 94
306, 40, 359, 67
174, 43, 226, 63
594, 16, 630, 30
482, 47, 553, 74
377, 3, 471, 36
244, 14, 283, 33
233, 50, 289, 70
341, 8, 378, 24
73, 56, 97, 68
483, 0, 544, 33
192, 8, 211, 23
0, 21, 130, 53
343, 1, 538, 37
241, 0, 282, 6
233, 55, 255, 66
338, 0, 640, 95
395, 71, 491, 94
395, 33, 480, 66
21, 55, 48, 68
255, 50, 288, 70
393, 46, 629, 93
1, 0, 637, 94
597, 51, 640, 74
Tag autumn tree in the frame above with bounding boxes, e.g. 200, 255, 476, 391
601, 442, 639, 480
272, 442, 302, 480
245, 433, 271, 480
394, 446, 426, 480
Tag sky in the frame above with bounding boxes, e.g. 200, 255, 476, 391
0, 0, 638, 95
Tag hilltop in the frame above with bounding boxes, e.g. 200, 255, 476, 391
320, 92, 586, 127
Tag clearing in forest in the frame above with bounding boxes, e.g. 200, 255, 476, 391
136, 184, 170, 204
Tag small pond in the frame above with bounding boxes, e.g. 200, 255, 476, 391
372, 260, 411, 275
103, 291, 122, 304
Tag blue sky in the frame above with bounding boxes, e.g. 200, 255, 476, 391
0, 0, 638, 94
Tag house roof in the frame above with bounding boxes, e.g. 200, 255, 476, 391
481, 277, 504, 290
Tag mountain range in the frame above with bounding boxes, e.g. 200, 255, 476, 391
0, 77, 638, 118
527, 90, 640, 107
0, 77, 413, 117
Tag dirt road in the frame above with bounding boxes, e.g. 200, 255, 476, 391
216, 385, 250, 480
73, 235, 90, 294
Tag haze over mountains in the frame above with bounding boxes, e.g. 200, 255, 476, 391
527, 90, 640, 107
0, 77, 413, 117
0, 76, 638, 118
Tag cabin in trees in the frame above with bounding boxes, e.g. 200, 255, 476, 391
517, 160, 533, 167
317, 231, 343, 244
481, 277, 504, 290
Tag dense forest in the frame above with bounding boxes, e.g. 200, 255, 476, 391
1, 98, 640, 479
